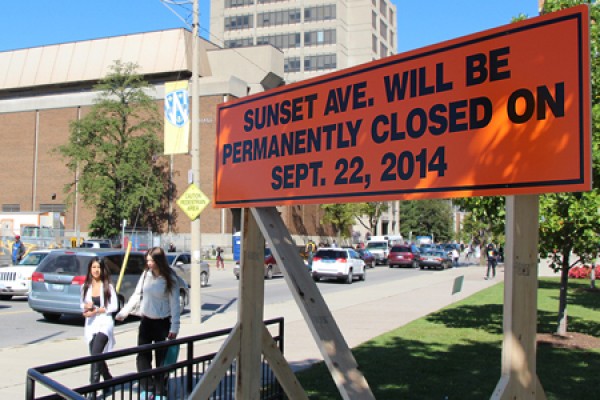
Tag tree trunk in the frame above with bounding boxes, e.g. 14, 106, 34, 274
556, 257, 570, 336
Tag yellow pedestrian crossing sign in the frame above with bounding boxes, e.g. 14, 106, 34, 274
176, 183, 210, 220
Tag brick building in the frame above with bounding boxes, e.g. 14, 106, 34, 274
0, 28, 330, 251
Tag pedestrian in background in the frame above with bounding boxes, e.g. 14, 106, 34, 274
305, 240, 316, 268
451, 248, 460, 267
81, 257, 117, 397
11, 234, 26, 264
216, 246, 224, 270
485, 243, 498, 280
116, 247, 180, 399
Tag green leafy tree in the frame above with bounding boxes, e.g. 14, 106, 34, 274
398, 200, 453, 243
353, 202, 389, 235
55, 61, 169, 238
321, 203, 357, 241
453, 196, 505, 246
537, 0, 600, 336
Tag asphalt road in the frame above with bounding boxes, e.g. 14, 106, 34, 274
0, 262, 438, 349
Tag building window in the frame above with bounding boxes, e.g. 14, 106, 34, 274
39, 204, 66, 213
380, 43, 388, 58
389, 9, 395, 27
304, 5, 336, 23
258, 9, 301, 27
372, 11, 377, 29
372, 0, 376, 6
380, 20, 387, 37
225, 37, 254, 48
225, 14, 253, 31
257, 33, 301, 49
372, 34, 378, 53
225, 0, 254, 8
258, 0, 287, 3
304, 29, 336, 46
2, 204, 20, 212
285, 57, 301, 73
389, 30, 395, 49
304, 54, 337, 71
380, 0, 387, 17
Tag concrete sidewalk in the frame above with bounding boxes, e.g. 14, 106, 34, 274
0, 262, 558, 398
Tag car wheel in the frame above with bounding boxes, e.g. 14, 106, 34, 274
0, 295, 13, 300
346, 270, 353, 284
313, 276, 320, 282
265, 266, 274, 280
359, 269, 366, 281
200, 271, 208, 287
412, 260, 419, 269
42, 312, 61, 322
389, 263, 394, 268
420, 265, 424, 270
179, 291, 187, 312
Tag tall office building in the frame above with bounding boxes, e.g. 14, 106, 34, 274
210, 0, 397, 83
211, 0, 400, 241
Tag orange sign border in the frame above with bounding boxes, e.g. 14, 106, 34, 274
214, 5, 591, 208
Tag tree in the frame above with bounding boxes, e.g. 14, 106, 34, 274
321, 203, 357, 241
353, 202, 388, 236
55, 61, 169, 238
453, 196, 505, 246
536, 0, 600, 336
398, 200, 453, 243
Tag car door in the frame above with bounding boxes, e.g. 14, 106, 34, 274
348, 249, 364, 274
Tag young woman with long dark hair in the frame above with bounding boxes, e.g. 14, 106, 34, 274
116, 247, 180, 398
81, 257, 117, 394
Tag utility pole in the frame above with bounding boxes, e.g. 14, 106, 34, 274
190, 0, 202, 325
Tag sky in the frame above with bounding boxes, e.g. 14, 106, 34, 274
0, 1, 539, 54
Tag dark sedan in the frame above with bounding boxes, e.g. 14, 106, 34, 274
419, 250, 452, 270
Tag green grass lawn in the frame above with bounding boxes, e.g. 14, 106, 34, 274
296, 278, 600, 399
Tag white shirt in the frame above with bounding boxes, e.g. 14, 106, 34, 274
80, 282, 118, 351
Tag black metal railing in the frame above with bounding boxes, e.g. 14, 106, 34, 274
26, 317, 285, 400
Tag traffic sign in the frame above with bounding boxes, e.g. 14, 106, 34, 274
176, 184, 210, 220
214, 5, 591, 208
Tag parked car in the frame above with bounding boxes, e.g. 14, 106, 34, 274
166, 251, 210, 287
356, 248, 375, 268
0, 249, 53, 300
388, 244, 421, 268
233, 247, 281, 280
311, 247, 366, 284
419, 250, 452, 270
79, 239, 112, 249
28, 248, 189, 322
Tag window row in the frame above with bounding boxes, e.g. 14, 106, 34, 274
226, 4, 336, 31
225, 0, 286, 7
285, 54, 337, 73
255, 29, 336, 50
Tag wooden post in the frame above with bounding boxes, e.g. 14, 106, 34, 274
252, 207, 375, 400
491, 195, 546, 399
236, 208, 265, 399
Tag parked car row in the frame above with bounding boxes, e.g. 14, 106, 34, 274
0, 247, 197, 322
388, 244, 453, 270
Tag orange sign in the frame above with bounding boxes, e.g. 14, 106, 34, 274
214, 5, 591, 208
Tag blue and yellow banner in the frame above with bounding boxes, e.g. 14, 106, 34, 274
164, 80, 190, 155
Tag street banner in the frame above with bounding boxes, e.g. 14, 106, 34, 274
164, 80, 190, 155
214, 5, 591, 208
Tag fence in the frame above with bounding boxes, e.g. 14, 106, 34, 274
26, 317, 285, 400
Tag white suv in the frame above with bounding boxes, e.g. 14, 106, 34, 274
311, 247, 366, 284
0, 249, 53, 300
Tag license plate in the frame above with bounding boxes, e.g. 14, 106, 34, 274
50, 284, 65, 291
397, 255, 404, 259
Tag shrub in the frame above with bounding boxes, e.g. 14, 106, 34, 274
568, 264, 600, 279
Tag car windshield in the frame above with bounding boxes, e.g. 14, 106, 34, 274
391, 246, 411, 253
18, 252, 48, 266
316, 250, 347, 259
366, 242, 387, 250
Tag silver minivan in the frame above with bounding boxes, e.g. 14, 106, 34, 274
28, 248, 189, 322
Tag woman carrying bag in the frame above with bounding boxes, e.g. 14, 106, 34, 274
116, 247, 180, 399
81, 257, 118, 398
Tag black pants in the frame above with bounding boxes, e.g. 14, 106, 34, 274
137, 317, 170, 395
487, 258, 497, 278
89, 333, 112, 383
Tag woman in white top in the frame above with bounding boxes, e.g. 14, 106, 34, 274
80, 257, 118, 389
116, 246, 180, 398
